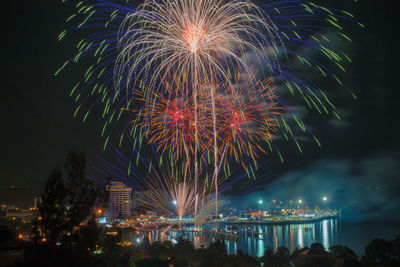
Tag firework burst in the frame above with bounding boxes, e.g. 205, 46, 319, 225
136, 170, 216, 220
133, 75, 283, 169
115, 0, 280, 92
97, 140, 225, 220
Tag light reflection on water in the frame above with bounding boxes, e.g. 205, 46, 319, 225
133, 219, 339, 257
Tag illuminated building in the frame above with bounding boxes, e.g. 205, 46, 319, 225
106, 181, 132, 217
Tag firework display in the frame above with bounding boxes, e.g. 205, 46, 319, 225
98, 144, 220, 220
134, 76, 282, 169
115, 0, 280, 92
96, 135, 275, 220
58, 0, 360, 217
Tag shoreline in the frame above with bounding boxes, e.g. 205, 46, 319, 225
147, 214, 341, 228
215, 215, 340, 225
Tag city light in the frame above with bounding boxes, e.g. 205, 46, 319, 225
258, 200, 263, 204
298, 199, 302, 204
323, 197, 328, 201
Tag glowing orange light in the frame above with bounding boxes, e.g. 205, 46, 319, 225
184, 23, 204, 53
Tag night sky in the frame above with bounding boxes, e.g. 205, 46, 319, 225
2, 1, 399, 222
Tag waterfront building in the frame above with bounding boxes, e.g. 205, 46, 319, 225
106, 181, 132, 217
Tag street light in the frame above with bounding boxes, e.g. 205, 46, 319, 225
258, 200, 263, 204
298, 199, 302, 204
172, 200, 178, 205
322, 197, 327, 201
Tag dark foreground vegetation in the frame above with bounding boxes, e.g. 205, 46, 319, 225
1, 226, 400, 267
1, 150, 400, 266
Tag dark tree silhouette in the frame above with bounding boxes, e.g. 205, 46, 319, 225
308, 242, 328, 255
208, 238, 227, 255
32, 165, 66, 245
261, 246, 290, 267
276, 246, 291, 266
64, 150, 99, 232
294, 243, 334, 267
330, 245, 360, 267
32, 151, 104, 248
0, 225, 23, 250
0, 225, 16, 243
22, 150, 125, 267
291, 245, 309, 260
362, 238, 398, 266
261, 247, 280, 266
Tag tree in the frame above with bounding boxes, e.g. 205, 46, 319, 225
276, 246, 291, 267
63, 150, 100, 232
261, 247, 280, 266
261, 246, 290, 267
32, 151, 103, 247
172, 236, 196, 266
393, 233, 400, 263
330, 245, 360, 267
362, 238, 395, 266
308, 243, 327, 255
291, 245, 309, 261
0, 225, 22, 250
0, 225, 16, 243
295, 243, 334, 267
32, 166, 66, 245
24, 150, 115, 267
208, 238, 227, 255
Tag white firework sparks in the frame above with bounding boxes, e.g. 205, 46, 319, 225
115, 0, 281, 92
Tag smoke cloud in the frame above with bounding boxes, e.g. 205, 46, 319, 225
230, 152, 400, 223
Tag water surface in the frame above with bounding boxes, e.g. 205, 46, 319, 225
132, 218, 399, 257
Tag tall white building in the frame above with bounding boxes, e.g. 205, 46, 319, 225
106, 181, 132, 217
